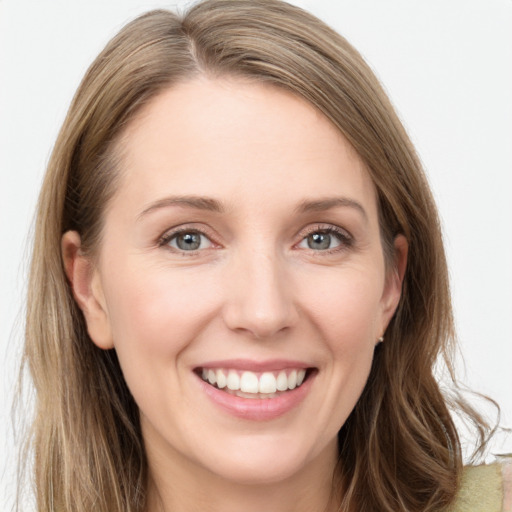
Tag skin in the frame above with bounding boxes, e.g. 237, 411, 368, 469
63, 78, 407, 512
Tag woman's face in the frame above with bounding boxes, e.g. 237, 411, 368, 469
67, 78, 405, 486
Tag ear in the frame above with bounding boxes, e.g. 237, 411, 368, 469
379, 234, 408, 335
61, 231, 114, 350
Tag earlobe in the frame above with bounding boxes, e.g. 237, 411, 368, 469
61, 231, 114, 350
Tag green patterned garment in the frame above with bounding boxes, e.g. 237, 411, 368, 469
447, 461, 512, 512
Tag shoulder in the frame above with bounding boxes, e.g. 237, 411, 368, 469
447, 457, 512, 512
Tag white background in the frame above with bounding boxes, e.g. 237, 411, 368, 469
1, 0, 511, 507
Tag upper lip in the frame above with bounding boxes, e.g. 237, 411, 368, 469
195, 359, 314, 372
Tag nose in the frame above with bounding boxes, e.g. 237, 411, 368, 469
222, 249, 299, 339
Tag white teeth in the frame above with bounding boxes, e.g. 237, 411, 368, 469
259, 372, 277, 394
226, 389, 278, 400
201, 368, 309, 395
207, 369, 217, 386
240, 371, 259, 393
276, 371, 288, 391
216, 369, 227, 389
234, 390, 261, 399
288, 370, 297, 389
227, 370, 240, 390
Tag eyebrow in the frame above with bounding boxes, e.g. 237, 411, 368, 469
137, 194, 367, 221
138, 195, 224, 220
295, 197, 368, 221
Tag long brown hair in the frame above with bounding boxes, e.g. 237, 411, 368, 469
21, 1, 492, 510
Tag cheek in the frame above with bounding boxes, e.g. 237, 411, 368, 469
99, 263, 224, 430
101, 262, 219, 372
303, 266, 384, 348
289, 267, 384, 441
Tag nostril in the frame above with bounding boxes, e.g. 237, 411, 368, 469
223, 307, 298, 340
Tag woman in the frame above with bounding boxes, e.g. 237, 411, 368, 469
19, 0, 509, 511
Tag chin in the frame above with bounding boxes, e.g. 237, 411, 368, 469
193, 431, 334, 486
205, 452, 308, 486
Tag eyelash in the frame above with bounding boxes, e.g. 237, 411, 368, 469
158, 225, 217, 255
299, 224, 353, 254
157, 223, 353, 255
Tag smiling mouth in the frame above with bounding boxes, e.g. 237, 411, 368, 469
195, 367, 314, 399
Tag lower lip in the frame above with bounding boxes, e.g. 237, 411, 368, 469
196, 372, 315, 421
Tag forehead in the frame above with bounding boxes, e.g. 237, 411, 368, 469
112, 77, 378, 219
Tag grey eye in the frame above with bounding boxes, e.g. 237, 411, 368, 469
308, 232, 331, 250
299, 231, 343, 251
169, 231, 211, 251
